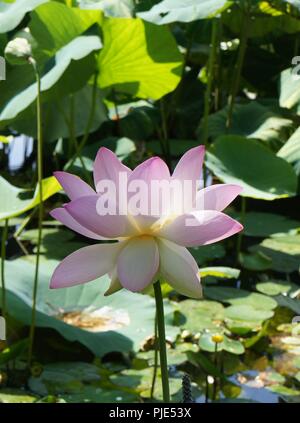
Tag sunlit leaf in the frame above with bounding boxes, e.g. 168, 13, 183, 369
199, 267, 240, 279
137, 0, 232, 24
0, 0, 47, 34
280, 67, 300, 109
97, 17, 182, 100
0, 176, 61, 221
0, 35, 102, 124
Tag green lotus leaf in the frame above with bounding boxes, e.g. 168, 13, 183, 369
97, 17, 182, 100
206, 135, 298, 200
0, 0, 47, 34
2, 258, 178, 356
137, 0, 232, 24
0, 176, 61, 221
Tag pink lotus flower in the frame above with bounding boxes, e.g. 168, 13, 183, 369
50, 146, 243, 298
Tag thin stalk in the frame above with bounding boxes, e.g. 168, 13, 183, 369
13, 209, 36, 239
212, 342, 218, 400
112, 88, 121, 136
67, 72, 98, 169
214, 19, 222, 111
236, 196, 246, 264
294, 36, 299, 57
201, 19, 218, 187
28, 61, 43, 366
155, 125, 168, 161
150, 313, 158, 399
201, 19, 218, 150
1, 219, 8, 319
153, 281, 170, 403
205, 377, 209, 403
160, 100, 171, 168
226, 11, 249, 129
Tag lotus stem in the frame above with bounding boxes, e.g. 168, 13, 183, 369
212, 341, 219, 400
160, 99, 171, 169
150, 312, 158, 399
153, 280, 170, 403
28, 60, 43, 366
201, 18, 218, 187
236, 196, 246, 263
226, 10, 249, 129
1, 219, 8, 319
202, 18, 218, 150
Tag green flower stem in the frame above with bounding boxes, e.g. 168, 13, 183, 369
28, 60, 43, 366
153, 281, 170, 403
236, 196, 246, 263
150, 313, 158, 399
1, 219, 8, 319
160, 99, 171, 169
212, 341, 219, 400
201, 18, 218, 187
226, 10, 249, 129
201, 19, 218, 150
13, 209, 36, 239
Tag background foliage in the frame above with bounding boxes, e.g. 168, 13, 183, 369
0, 0, 300, 403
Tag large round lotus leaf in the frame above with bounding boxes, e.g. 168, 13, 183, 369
2, 258, 178, 356
204, 286, 277, 310
206, 135, 298, 200
97, 17, 182, 100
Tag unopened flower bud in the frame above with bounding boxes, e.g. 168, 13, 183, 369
5, 29, 36, 65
